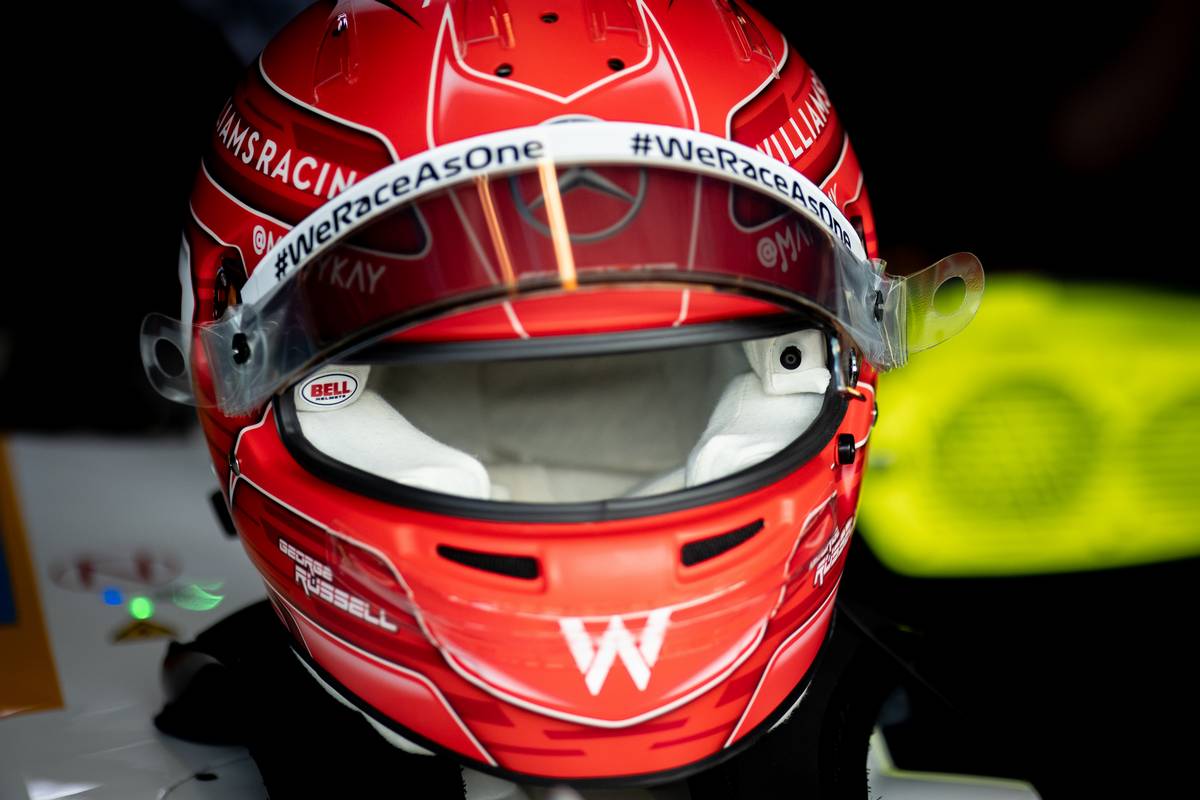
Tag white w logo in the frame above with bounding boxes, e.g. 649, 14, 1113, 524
559, 609, 673, 696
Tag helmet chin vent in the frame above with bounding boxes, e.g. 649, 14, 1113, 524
681, 519, 764, 567
436, 544, 540, 580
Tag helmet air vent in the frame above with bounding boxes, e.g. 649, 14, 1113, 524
437, 544, 540, 580
681, 519, 765, 567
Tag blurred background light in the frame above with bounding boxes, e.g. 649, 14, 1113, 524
128, 596, 155, 621
859, 275, 1200, 576
172, 581, 226, 612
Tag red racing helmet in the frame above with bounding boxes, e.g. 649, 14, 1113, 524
141, 0, 983, 784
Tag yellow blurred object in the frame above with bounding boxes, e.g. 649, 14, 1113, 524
0, 440, 64, 717
858, 275, 1200, 576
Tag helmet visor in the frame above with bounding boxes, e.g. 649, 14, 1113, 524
142, 123, 982, 415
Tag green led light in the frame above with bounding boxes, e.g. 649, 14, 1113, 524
129, 596, 155, 620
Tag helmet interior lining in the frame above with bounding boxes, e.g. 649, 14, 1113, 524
289, 331, 834, 506
373, 344, 745, 503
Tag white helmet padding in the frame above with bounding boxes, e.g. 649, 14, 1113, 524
624, 466, 687, 498
297, 382, 491, 500
684, 372, 826, 488
689, 331, 829, 485
742, 330, 831, 396
630, 332, 830, 495
291, 332, 829, 504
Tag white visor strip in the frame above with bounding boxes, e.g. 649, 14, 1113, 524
239, 121, 867, 306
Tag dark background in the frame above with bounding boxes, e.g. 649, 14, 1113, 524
11, 0, 1196, 431
10, 1, 1198, 796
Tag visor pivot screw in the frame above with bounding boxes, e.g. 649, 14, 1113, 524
837, 433, 857, 465
231, 333, 251, 365
333, 13, 348, 36
780, 345, 803, 370
873, 291, 884, 322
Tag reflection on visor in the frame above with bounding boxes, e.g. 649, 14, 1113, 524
141, 122, 983, 415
